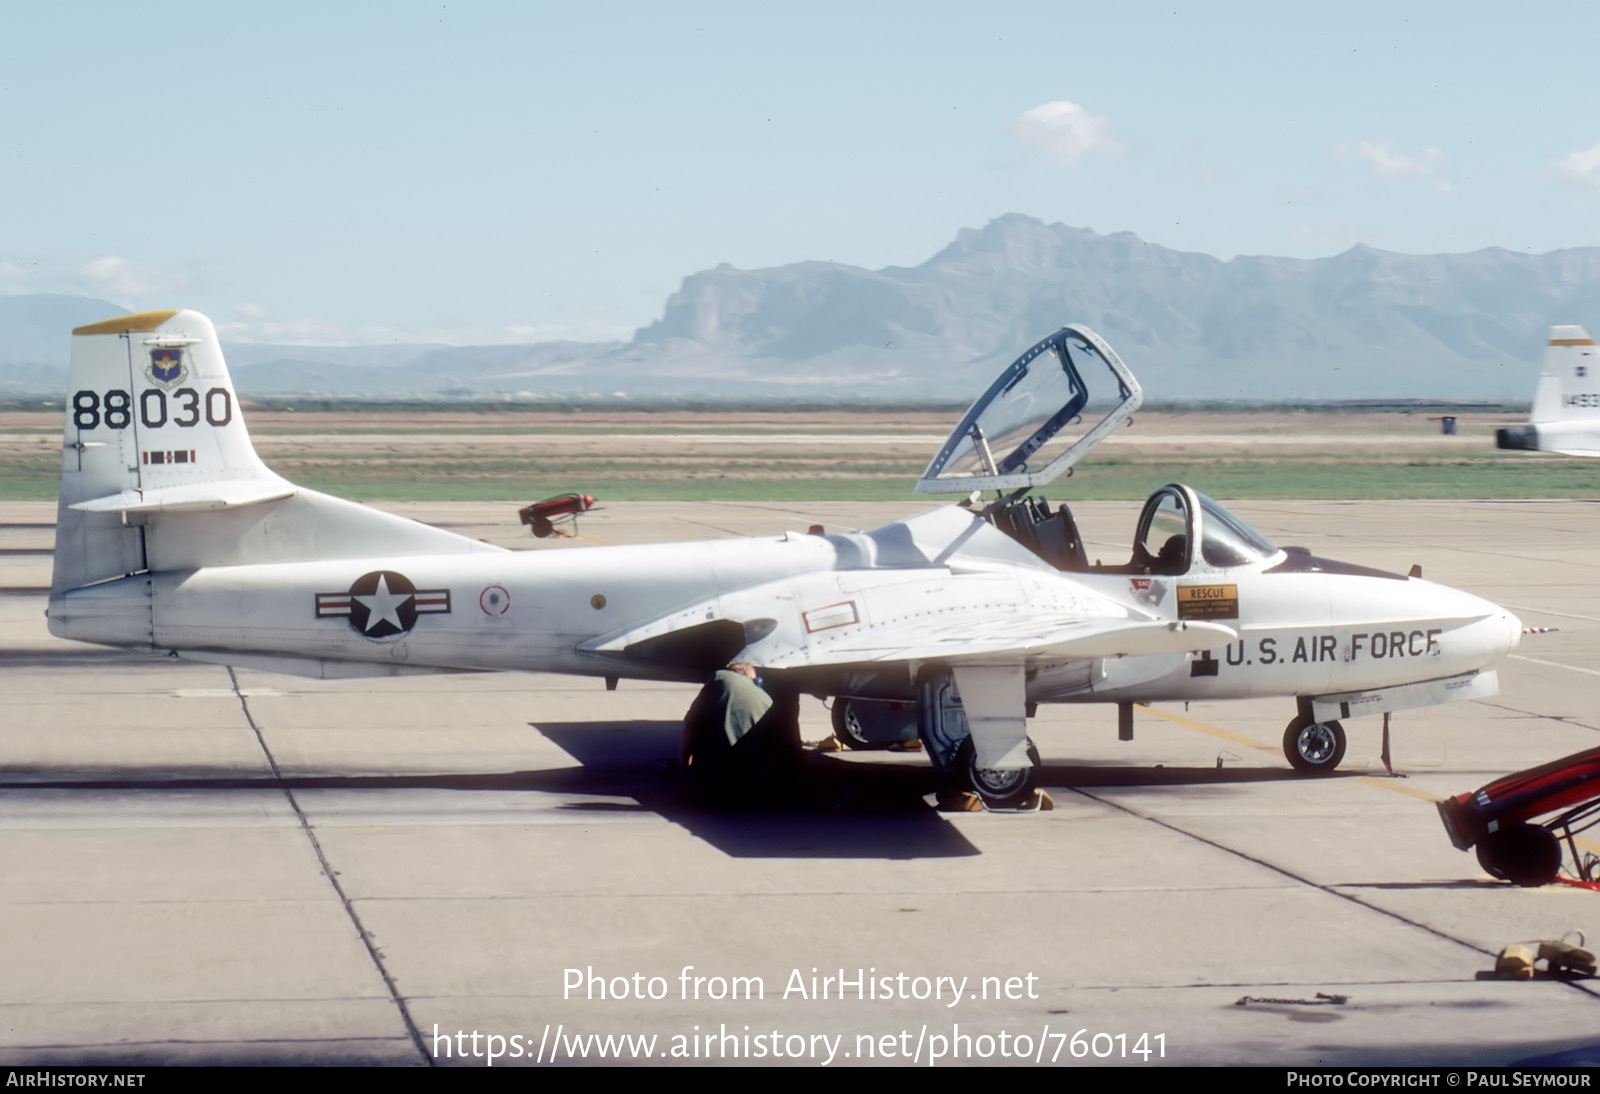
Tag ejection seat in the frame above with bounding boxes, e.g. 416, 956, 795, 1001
988, 497, 1088, 571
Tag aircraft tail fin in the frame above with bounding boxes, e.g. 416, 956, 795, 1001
52, 309, 497, 595
1497, 325, 1600, 455
1532, 325, 1598, 423
53, 309, 290, 591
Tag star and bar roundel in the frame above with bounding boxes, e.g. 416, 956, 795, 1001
316, 571, 451, 638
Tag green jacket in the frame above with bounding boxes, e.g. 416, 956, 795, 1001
704, 669, 773, 747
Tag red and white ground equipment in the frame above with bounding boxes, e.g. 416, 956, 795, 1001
518, 493, 598, 538
1437, 746, 1600, 887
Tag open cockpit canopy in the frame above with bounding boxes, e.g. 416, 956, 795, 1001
916, 325, 1142, 494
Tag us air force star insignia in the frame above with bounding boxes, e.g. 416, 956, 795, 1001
315, 570, 451, 638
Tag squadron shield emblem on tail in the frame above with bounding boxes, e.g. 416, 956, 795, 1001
146, 347, 187, 389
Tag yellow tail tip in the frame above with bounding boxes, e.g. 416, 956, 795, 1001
72, 309, 180, 336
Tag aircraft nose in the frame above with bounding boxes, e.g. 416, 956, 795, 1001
1503, 607, 1525, 653
1441, 584, 1522, 661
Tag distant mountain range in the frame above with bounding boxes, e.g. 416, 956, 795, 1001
5, 214, 1592, 403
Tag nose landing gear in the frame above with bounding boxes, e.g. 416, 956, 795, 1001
1284, 715, 1346, 775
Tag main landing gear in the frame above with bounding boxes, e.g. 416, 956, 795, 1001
956, 737, 1042, 810
1283, 714, 1346, 775
830, 697, 917, 750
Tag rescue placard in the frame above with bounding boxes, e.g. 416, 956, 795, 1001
1177, 584, 1238, 620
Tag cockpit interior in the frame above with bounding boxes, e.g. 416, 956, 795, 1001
981, 484, 1283, 577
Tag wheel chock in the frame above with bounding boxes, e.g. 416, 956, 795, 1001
1493, 940, 1596, 979
1494, 943, 1537, 979
934, 789, 1053, 813
935, 790, 986, 812
1538, 940, 1597, 977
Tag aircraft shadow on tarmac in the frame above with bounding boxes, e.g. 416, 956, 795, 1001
0, 757, 978, 859
531, 719, 982, 860
0, 722, 1342, 862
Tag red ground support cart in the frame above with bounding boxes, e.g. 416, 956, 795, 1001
1437, 746, 1600, 887
518, 493, 598, 539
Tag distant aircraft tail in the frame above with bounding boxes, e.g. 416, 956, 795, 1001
52, 309, 495, 598
1496, 325, 1600, 456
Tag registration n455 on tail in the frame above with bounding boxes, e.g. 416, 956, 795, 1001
48, 311, 1521, 804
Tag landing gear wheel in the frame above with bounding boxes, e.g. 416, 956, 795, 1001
1283, 716, 1346, 775
1475, 823, 1562, 887
832, 698, 890, 751
955, 738, 1041, 809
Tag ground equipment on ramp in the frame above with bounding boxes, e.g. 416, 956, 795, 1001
1437, 746, 1600, 887
519, 493, 598, 538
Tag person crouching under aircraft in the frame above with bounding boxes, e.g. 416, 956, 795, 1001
679, 661, 800, 807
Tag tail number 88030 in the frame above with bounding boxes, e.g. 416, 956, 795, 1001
72, 388, 232, 431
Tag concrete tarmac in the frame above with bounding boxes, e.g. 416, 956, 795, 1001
1, 497, 1597, 1067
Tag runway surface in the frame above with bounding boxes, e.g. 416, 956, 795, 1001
1, 496, 1597, 1067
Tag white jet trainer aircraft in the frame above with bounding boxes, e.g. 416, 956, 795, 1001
49, 311, 1522, 805
1496, 325, 1600, 456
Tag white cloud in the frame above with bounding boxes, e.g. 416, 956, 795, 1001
1558, 142, 1600, 189
1340, 139, 1445, 179
1010, 101, 1126, 167
70, 255, 189, 303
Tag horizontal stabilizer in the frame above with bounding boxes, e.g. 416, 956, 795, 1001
70, 481, 296, 514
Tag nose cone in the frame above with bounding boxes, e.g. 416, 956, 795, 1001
1433, 580, 1521, 665
1503, 608, 1524, 654
1476, 596, 1522, 659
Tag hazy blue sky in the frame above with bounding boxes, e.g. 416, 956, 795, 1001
6, 1, 1600, 345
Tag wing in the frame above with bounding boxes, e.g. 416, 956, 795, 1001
751, 612, 1232, 669
582, 567, 1235, 669
583, 566, 1235, 776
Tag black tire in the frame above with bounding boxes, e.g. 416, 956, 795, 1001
1475, 823, 1562, 887
955, 737, 1041, 809
831, 698, 890, 751
1283, 716, 1346, 775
